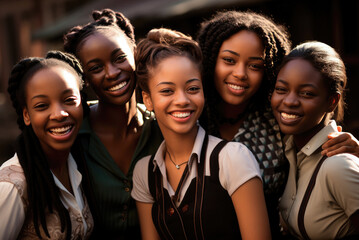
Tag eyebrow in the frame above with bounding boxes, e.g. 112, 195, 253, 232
222, 50, 264, 61
276, 79, 318, 89
30, 89, 76, 100
85, 48, 124, 67
156, 78, 201, 87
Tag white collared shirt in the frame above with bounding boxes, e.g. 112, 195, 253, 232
0, 153, 88, 239
132, 126, 261, 206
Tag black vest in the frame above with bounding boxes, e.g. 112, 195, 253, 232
148, 135, 241, 240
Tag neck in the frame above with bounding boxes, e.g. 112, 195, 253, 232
218, 101, 248, 120
163, 126, 198, 161
46, 150, 69, 177
92, 94, 140, 132
293, 116, 330, 150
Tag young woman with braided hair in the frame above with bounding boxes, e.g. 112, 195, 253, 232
63, 8, 162, 238
197, 10, 359, 238
0, 51, 94, 239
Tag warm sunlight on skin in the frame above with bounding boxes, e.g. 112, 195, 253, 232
142, 56, 204, 138
22, 66, 83, 158
214, 30, 265, 109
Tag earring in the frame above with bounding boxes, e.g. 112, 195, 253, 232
144, 109, 154, 120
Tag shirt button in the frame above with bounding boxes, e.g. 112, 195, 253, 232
292, 195, 295, 200
124, 187, 130, 192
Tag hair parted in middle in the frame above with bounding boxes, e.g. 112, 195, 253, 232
197, 10, 292, 131
135, 28, 203, 94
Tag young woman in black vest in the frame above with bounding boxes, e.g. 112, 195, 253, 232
131, 28, 271, 240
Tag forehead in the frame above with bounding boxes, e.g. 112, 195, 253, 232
220, 30, 264, 54
79, 28, 131, 52
278, 59, 323, 85
27, 66, 80, 91
150, 56, 201, 82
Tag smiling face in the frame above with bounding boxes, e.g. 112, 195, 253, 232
77, 28, 136, 106
22, 66, 83, 157
214, 30, 265, 108
142, 56, 204, 137
271, 58, 337, 139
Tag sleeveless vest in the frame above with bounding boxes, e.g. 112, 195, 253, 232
148, 135, 241, 240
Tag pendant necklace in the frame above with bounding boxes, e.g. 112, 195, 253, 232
166, 151, 188, 169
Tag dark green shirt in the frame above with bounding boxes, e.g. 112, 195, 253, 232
78, 104, 163, 239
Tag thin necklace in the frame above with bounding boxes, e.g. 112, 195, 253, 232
166, 151, 188, 169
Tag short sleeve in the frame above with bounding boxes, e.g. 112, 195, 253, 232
321, 154, 359, 217
218, 142, 261, 196
131, 156, 155, 203
0, 181, 25, 239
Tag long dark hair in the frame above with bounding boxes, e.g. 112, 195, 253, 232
197, 10, 291, 134
7, 50, 90, 238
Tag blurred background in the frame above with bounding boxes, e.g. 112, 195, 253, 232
1, 0, 359, 164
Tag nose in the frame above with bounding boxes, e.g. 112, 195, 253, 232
105, 63, 120, 80
50, 104, 69, 121
232, 62, 247, 80
174, 90, 190, 106
283, 92, 300, 107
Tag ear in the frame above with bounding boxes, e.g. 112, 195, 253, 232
23, 108, 31, 126
328, 92, 340, 112
142, 91, 154, 111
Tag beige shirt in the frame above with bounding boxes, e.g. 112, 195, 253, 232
0, 153, 93, 239
279, 121, 359, 239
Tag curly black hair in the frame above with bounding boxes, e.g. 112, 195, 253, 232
63, 8, 135, 57
7, 50, 88, 239
196, 10, 291, 133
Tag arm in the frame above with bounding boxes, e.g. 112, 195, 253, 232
136, 201, 160, 240
0, 182, 25, 239
322, 132, 359, 157
231, 177, 271, 240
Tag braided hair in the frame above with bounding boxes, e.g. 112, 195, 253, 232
196, 11, 291, 133
63, 8, 135, 58
7, 50, 85, 239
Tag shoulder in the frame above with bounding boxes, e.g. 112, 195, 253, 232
319, 154, 359, 192
0, 154, 27, 204
0, 154, 25, 185
134, 155, 152, 173
321, 154, 359, 177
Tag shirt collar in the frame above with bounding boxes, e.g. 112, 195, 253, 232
152, 124, 205, 171
52, 154, 82, 194
285, 120, 338, 156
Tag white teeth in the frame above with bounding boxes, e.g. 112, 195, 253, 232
172, 112, 190, 118
227, 83, 245, 90
49, 125, 72, 135
109, 81, 127, 91
281, 112, 299, 119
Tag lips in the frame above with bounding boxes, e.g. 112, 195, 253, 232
227, 83, 247, 90
278, 111, 302, 125
108, 81, 128, 91
171, 111, 191, 118
49, 125, 74, 136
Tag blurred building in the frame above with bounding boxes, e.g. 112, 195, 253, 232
1, 0, 359, 163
